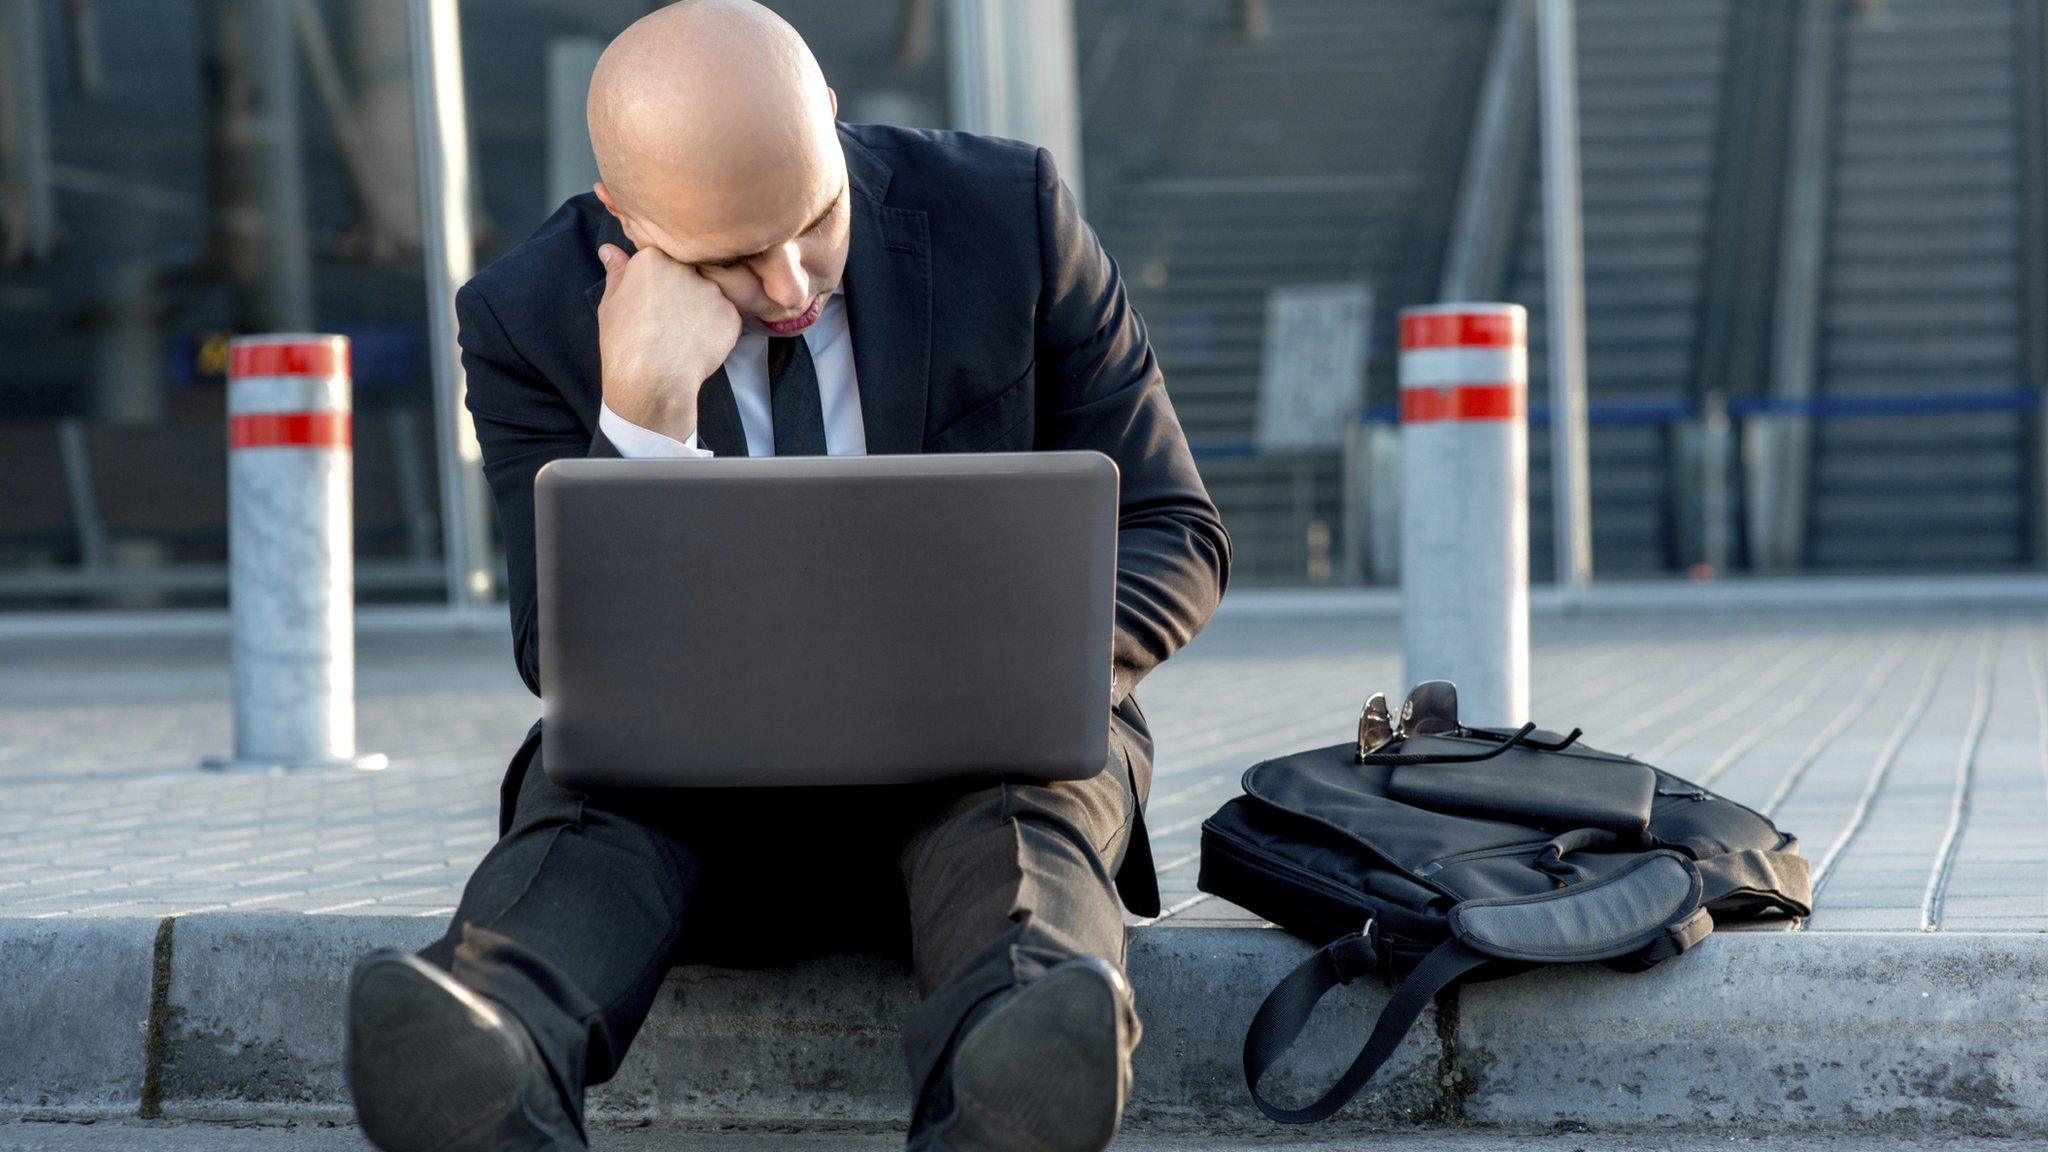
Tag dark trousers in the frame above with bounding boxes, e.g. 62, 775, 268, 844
417, 728, 1142, 1134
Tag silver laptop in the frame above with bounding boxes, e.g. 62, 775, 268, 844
533, 451, 1118, 789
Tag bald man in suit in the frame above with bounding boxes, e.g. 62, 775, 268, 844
343, 4, 1229, 1151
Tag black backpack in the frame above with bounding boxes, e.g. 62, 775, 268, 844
1197, 682, 1812, 1124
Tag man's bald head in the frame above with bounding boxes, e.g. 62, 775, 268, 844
587, 0, 851, 332
589, 0, 842, 260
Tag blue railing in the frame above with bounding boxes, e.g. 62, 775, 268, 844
1724, 389, 2041, 420
1188, 388, 2043, 459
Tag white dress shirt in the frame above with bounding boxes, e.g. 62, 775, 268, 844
597, 284, 867, 457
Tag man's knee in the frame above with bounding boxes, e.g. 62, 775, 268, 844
1004, 765, 1134, 860
904, 763, 1133, 877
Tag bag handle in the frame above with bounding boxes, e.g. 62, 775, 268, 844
1243, 931, 1492, 1124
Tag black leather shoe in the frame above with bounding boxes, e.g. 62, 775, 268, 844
346, 951, 587, 1152
913, 956, 1140, 1152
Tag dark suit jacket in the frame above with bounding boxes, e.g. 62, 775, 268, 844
454, 123, 1231, 917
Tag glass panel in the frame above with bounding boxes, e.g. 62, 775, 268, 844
0, 0, 441, 606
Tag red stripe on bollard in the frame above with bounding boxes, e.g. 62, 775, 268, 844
228, 341, 350, 379
229, 412, 353, 449
1400, 384, 1522, 423
1400, 312, 1523, 351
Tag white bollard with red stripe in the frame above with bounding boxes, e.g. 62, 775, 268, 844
1398, 304, 1530, 727
204, 334, 386, 772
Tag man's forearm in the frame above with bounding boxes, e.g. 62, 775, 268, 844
1111, 510, 1230, 706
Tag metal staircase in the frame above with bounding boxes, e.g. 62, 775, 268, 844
1805, 0, 2037, 569
1081, 0, 1498, 583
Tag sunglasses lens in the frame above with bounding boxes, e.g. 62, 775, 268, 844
1356, 692, 1394, 760
1401, 679, 1461, 737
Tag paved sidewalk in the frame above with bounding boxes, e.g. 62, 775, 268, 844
3, 604, 2047, 932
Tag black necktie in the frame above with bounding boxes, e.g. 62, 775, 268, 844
694, 368, 750, 457
767, 335, 828, 456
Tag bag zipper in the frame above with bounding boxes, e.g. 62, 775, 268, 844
1413, 838, 1554, 878
1647, 772, 1792, 838
1656, 786, 1709, 802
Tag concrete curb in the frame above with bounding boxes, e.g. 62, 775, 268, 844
1457, 931, 2048, 1130
0, 917, 1436, 1129
3, 916, 2044, 1134
0, 919, 158, 1112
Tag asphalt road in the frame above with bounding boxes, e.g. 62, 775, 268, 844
1, 1118, 2039, 1152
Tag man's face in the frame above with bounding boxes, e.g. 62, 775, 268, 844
689, 177, 851, 337
603, 135, 853, 338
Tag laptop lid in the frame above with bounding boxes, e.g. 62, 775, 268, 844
534, 451, 1117, 788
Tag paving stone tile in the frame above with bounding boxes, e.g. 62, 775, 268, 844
4, 610, 2046, 933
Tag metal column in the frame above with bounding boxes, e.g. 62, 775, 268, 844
0, 0, 56, 266
1757, 0, 1839, 572
1439, 0, 1536, 303
1536, 0, 1592, 592
409, 0, 495, 607
945, 0, 1084, 205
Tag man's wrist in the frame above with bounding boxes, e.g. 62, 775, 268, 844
609, 391, 699, 442
598, 400, 711, 457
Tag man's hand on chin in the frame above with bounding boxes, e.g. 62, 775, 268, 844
594, 241, 743, 442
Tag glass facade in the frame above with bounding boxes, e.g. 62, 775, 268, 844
2, 0, 2045, 606
0, 0, 950, 606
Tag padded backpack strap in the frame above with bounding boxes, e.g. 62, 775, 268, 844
1449, 851, 1705, 964
1693, 847, 1813, 918
1242, 932, 1492, 1124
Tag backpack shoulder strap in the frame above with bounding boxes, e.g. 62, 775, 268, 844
1693, 846, 1813, 918
1241, 851, 1710, 1124
1243, 932, 1492, 1124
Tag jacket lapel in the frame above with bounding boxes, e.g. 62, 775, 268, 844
840, 131, 932, 455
